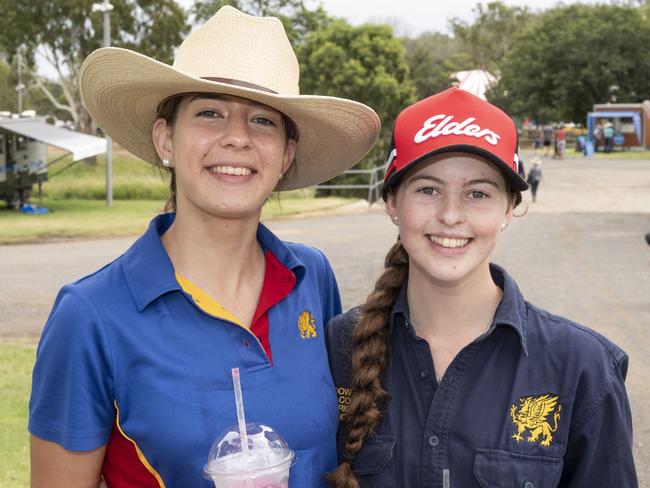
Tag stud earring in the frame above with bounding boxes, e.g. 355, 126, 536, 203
161, 159, 173, 168
279, 172, 284, 179
392, 215, 399, 223
501, 222, 508, 231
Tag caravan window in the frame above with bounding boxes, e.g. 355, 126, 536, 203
16, 136, 27, 150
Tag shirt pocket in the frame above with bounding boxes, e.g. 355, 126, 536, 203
473, 448, 563, 488
351, 435, 396, 487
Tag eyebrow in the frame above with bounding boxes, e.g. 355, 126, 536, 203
407, 175, 445, 185
186, 93, 228, 103
407, 175, 502, 189
465, 178, 503, 189
186, 93, 281, 116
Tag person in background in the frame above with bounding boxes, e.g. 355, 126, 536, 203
533, 129, 542, 155
592, 122, 603, 152
527, 156, 543, 203
554, 124, 566, 159
28, 7, 380, 488
542, 123, 554, 157
326, 88, 637, 488
604, 121, 615, 153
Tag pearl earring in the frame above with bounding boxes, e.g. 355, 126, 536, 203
279, 172, 284, 179
162, 159, 173, 168
392, 215, 399, 223
501, 222, 508, 231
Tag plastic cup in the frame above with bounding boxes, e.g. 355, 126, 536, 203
204, 423, 295, 488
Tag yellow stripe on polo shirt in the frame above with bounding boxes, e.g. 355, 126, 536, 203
175, 274, 246, 328
114, 401, 166, 487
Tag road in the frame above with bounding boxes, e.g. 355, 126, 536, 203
1, 154, 649, 484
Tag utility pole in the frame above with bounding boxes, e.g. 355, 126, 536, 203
92, 0, 114, 206
16, 46, 25, 113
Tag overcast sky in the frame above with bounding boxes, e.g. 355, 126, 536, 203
34, 0, 604, 80
177, 0, 604, 36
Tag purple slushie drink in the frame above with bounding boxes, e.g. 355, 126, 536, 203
204, 423, 295, 488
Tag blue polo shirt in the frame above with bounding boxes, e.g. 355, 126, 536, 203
327, 264, 637, 487
30, 213, 341, 487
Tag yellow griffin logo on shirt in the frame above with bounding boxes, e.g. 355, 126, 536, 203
298, 310, 317, 339
510, 394, 561, 447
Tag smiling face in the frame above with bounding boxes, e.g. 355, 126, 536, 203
152, 94, 296, 221
387, 152, 514, 288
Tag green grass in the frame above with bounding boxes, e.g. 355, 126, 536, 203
0, 199, 164, 244
44, 150, 170, 200
0, 195, 356, 244
0, 344, 34, 488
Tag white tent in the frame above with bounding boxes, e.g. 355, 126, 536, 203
451, 69, 498, 101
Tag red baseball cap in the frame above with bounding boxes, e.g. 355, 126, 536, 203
382, 87, 528, 200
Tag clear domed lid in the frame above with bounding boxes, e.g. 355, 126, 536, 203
204, 423, 295, 479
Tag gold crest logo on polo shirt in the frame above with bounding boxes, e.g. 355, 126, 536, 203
510, 394, 561, 447
297, 310, 317, 339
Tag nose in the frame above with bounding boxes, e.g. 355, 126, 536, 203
436, 194, 466, 227
219, 115, 252, 150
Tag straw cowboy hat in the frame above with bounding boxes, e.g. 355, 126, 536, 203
79, 6, 380, 190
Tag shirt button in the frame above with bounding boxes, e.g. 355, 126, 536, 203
419, 369, 430, 379
243, 339, 250, 348
524, 482, 534, 488
428, 435, 440, 447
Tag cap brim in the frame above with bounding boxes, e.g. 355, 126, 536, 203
382, 144, 529, 200
80, 48, 381, 190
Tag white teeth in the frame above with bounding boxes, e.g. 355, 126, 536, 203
428, 236, 470, 248
210, 165, 252, 176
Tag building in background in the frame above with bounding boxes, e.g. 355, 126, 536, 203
587, 102, 650, 149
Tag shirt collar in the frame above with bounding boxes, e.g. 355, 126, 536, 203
389, 263, 528, 355
122, 213, 305, 312
489, 263, 529, 355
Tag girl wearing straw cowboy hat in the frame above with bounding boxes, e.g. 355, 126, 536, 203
326, 88, 636, 488
29, 6, 379, 487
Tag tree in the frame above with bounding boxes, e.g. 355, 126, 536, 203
298, 20, 416, 193
192, 0, 331, 47
496, 4, 650, 122
403, 32, 473, 100
0, 57, 17, 112
0, 0, 189, 133
450, 1, 533, 74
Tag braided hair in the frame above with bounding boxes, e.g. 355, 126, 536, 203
328, 239, 409, 488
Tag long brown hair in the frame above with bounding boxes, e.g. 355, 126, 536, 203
328, 239, 409, 488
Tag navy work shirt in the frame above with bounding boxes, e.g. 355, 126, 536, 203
327, 264, 637, 487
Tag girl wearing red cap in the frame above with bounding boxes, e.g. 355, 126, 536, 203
327, 88, 637, 488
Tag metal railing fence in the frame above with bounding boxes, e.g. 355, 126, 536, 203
314, 163, 388, 203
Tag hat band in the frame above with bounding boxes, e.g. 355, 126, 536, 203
200, 77, 278, 94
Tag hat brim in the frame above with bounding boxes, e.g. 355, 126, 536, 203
80, 48, 380, 190
382, 144, 529, 200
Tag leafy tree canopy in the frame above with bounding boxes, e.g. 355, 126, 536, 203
450, 1, 534, 74
0, 0, 188, 131
497, 3, 650, 122
298, 19, 415, 186
192, 0, 331, 46
403, 32, 473, 100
